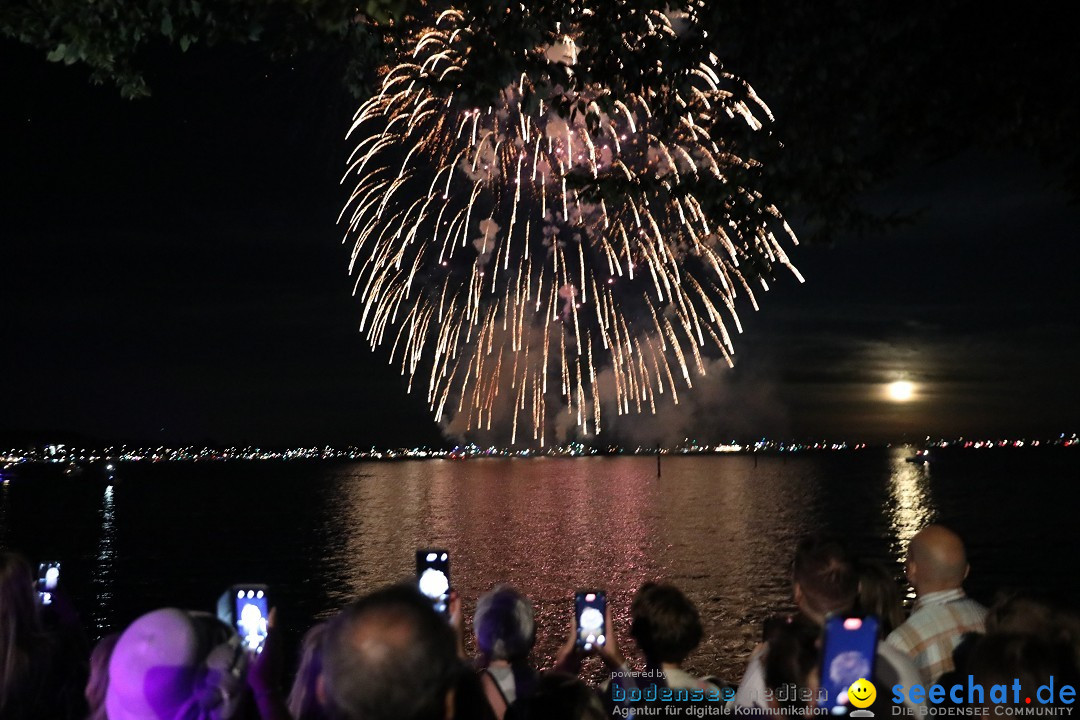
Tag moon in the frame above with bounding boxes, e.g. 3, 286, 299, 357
886, 380, 915, 402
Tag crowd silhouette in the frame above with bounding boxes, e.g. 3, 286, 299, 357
3, 525, 1078, 720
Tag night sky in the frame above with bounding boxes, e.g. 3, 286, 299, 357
2, 17, 1078, 448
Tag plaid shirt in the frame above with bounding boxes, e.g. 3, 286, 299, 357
886, 588, 987, 684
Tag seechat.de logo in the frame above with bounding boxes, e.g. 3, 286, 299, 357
891, 676, 1076, 716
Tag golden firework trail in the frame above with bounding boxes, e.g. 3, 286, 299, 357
341, 5, 802, 445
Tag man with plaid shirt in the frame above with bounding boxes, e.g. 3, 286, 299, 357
886, 525, 987, 684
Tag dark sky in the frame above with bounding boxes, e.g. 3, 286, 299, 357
2, 25, 1078, 448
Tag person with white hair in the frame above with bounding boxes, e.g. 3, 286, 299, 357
473, 585, 539, 719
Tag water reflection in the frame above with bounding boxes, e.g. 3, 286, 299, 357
328, 464, 433, 607
9, 451, 1078, 684
0, 479, 9, 548
886, 448, 935, 599
316, 456, 827, 678
91, 484, 117, 636
318, 458, 667, 669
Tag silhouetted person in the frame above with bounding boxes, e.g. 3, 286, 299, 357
628, 582, 718, 691
0, 552, 86, 720
85, 633, 120, 720
935, 594, 1080, 703
318, 584, 465, 720
856, 560, 905, 637
287, 622, 329, 720
734, 536, 922, 711
967, 632, 1080, 711
473, 586, 538, 718
762, 614, 821, 713
106, 607, 249, 720
886, 525, 987, 684
504, 673, 605, 720
552, 581, 725, 719
983, 593, 1080, 645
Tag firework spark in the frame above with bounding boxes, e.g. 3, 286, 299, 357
341, 4, 802, 445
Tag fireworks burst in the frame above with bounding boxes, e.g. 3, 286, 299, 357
340, 4, 803, 445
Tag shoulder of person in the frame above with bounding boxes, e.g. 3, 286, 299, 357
877, 642, 924, 708
884, 622, 913, 649
962, 598, 989, 613
733, 648, 768, 707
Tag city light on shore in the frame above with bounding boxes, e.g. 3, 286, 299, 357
2, 434, 1077, 473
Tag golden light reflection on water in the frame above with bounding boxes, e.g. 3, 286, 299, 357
322, 457, 663, 672
318, 455, 827, 681
656, 454, 823, 670
327, 463, 431, 606
886, 447, 935, 600
10, 451, 1078, 684
47, 451, 938, 679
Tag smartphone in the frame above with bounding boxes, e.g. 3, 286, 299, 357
574, 590, 607, 651
416, 549, 451, 617
36, 562, 61, 606
820, 614, 879, 713
217, 584, 270, 653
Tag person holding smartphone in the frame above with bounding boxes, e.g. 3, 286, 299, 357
0, 552, 88, 720
554, 589, 619, 667
732, 536, 923, 713
554, 582, 723, 716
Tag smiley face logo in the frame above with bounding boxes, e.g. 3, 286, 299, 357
848, 678, 877, 709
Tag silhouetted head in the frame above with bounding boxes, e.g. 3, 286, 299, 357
763, 614, 821, 710
319, 584, 462, 720
856, 560, 905, 637
985, 595, 1056, 636
792, 536, 857, 624
0, 552, 43, 712
905, 525, 969, 596
630, 581, 703, 666
984, 593, 1080, 663
106, 608, 247, 720
0, 552, 38, 638
86, 632, 121, 720
969, 633, 1080, 709
474, 585, 535, 664
288, 622, 329, 720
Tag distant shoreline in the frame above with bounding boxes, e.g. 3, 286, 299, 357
3, 438, 1077, 476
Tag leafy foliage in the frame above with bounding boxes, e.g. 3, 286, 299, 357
0, 0, 407, 98
4, 0, 1076, 239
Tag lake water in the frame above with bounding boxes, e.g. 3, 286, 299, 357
2, 447, 1078, 681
